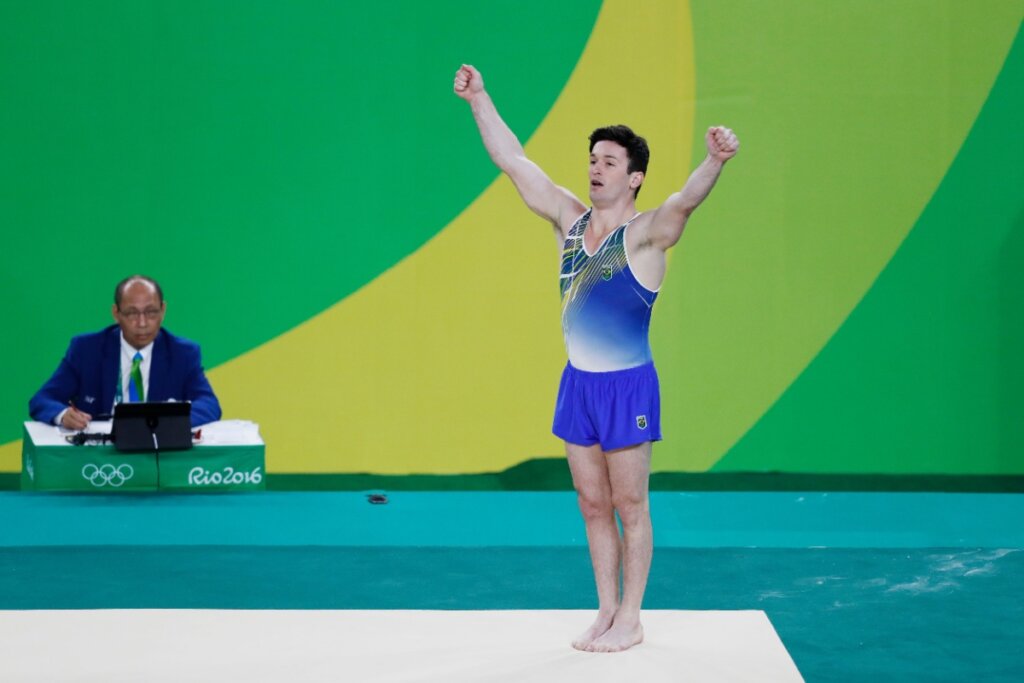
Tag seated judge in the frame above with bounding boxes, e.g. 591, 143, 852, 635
29, 275, 222, 430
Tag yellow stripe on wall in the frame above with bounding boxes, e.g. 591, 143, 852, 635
0, 441, 20, 473
210, 0, 695, 474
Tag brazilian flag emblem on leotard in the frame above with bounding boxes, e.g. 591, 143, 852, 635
636, 415, 647, 429
601, 265, 613, 281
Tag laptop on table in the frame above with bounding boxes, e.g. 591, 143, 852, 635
112, 402, 193, 452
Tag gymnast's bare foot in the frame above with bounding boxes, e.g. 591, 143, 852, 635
586, 618, 643, 653
571, 611, 615, 651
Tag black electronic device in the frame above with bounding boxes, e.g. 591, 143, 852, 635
112, 401, 192, 452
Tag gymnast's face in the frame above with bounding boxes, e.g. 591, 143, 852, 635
112, 280, 166, 350
589, 140, 643, 204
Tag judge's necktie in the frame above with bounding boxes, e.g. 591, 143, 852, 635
128, 351, 145, 402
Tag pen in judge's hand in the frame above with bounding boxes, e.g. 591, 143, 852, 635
61, 401, 92, 431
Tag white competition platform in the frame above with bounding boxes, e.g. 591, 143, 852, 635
0, 609, 803, 682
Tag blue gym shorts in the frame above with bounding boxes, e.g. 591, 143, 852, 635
552, 361, 662, 452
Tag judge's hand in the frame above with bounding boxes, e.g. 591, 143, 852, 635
61, 405, 92, 430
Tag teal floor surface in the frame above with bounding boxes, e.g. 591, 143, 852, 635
2, 491, 1022, 682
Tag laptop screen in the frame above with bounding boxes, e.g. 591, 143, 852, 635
112, 402, 193, 452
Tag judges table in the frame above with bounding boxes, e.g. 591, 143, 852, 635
21, 420, 265, 492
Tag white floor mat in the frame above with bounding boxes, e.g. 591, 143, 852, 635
0, 609, 803, 682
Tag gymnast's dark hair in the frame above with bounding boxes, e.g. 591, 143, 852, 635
589, 125, 650, 197
114, 275, 164, 307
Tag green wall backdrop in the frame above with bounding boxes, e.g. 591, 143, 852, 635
2, 1, 1021, 477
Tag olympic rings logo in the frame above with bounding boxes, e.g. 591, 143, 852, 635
81, 463, 135, 488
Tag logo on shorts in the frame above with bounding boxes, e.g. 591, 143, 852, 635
636, 415, 647, 429
601, 266, 613, 281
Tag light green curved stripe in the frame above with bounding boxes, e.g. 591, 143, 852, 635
650, 1, 1022, 471
715, 22, 1024, 474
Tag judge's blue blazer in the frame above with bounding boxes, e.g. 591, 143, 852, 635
29, 325, 222, 427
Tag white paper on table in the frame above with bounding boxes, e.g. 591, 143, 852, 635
24, 419, 263, 447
